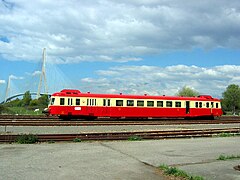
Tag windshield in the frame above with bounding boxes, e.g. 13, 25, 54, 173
49, 97, 55, 106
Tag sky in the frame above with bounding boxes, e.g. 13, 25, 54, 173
0, 0, 240, 101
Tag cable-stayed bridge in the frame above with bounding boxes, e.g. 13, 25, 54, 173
1, 48, 73, 104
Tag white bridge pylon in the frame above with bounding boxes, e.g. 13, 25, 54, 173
37, 48, 48, 98
4, 76, 11, 103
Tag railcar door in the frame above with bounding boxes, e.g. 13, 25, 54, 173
67, 98, 73, 116
186, 101, 190, 114
103, 99, 111, 116
87, 99, 97, 117
211, 102, 214, 114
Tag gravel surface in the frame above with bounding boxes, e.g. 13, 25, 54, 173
0, 137, 239, 179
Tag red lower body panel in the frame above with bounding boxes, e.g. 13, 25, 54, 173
49, 105, 222, 118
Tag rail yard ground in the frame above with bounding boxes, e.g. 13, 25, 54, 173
0, 137, 239, 180
0, 116, 240, 179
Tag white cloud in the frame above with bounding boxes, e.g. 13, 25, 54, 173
29, 71, 41, 76
79, 65, 240, 98
0, 0, 239, 63
0, 80, 5, 84
9, 75, 24, 80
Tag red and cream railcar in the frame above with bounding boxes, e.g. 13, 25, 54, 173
45, 89, 223, 119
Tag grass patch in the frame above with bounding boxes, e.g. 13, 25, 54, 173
159, 164, 204, 180
7, 107, 45, 115
47, 140, 55, 144
217, 154, 240, 161
73, 138, 81, 142
128, 135, 142, 141
15, 134, 38, 144
213, 132, 240, 137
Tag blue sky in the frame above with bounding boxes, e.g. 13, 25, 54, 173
0, 0, 240, 101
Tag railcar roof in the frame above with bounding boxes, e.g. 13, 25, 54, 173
51, 89, 220, 101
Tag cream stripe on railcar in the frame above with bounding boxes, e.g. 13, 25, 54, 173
92, 98, 188, 108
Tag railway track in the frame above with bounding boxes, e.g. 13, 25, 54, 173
1, 115, 240, 120
0, 115, 240, 126
0, 120, 240, 126
0, 128, 239, 143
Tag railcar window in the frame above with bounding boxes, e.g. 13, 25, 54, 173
199, 102, 202, 108
137, 100, 144, 106
50, 98, 55, 105
76, 99, 80, 105
116, 100, 123, 106
211, 102, 214, 108
127, 100, 134, 106
60, 98, 65, 105
147, 101, 154, 107
157, 101, 163, 107
195, 102, 198, 108
166, 101, 172, 107
216, 103, 218, 108
68, 98, 72, 105
87, 99, 89, 106
103, 99, 110, 106
89, 99, 96, 106
175, 102, 181, 107
206, 102, 209, 108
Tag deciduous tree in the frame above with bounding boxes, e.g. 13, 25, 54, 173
176, 86, 199, 97
37, 95, 49, 106
222, 84, 240, 115
22, 91, 32, 106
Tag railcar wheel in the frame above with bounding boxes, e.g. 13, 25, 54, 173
59, 115, 71, 121
207, 116, 215, 120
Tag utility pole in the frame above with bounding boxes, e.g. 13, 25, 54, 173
37, 48, 48, 98
4, 76, 11, 103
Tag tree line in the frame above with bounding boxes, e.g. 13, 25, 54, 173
4, 91, 49, 107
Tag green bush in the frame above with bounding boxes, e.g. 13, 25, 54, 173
15, 134, 38, 144
73, 138, 81, 142
0, 105, 13, 114
128, 135, 142, 141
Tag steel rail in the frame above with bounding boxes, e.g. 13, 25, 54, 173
0, 119, 240, 126
0, 115, 240, 120
0, 128, 239, 143
0, 121, 240, 126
